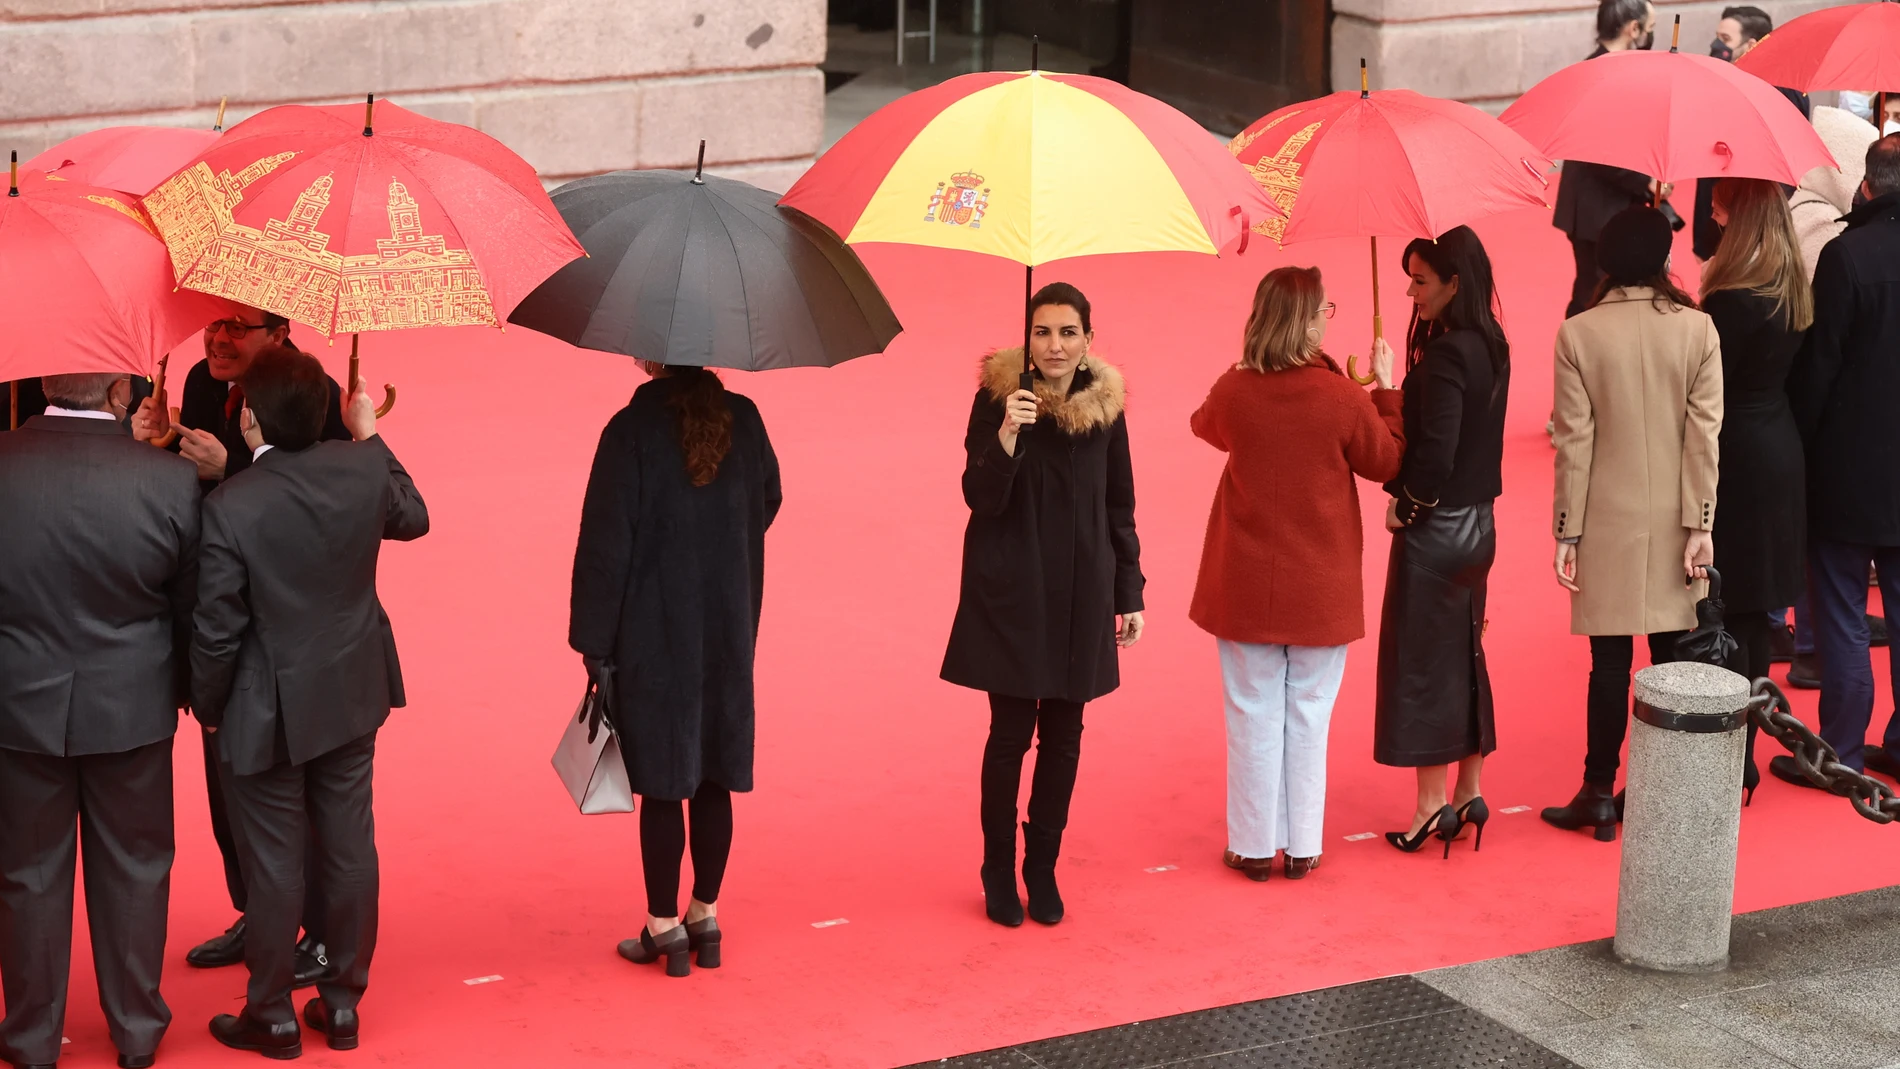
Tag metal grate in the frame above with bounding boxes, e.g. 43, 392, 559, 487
897, 977, 1580, 1069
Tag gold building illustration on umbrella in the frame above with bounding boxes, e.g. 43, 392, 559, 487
147, 153, 497, 334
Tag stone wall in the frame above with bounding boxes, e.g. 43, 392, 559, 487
1335, 0, 1839, 112
0, 0, 826, 191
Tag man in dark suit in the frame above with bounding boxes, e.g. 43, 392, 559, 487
1553, 0, 1662, 318
1784, 134, 1900, 787
192, 346, 428, 1058
160, 305, 346, 980
0, 373, 200, 1069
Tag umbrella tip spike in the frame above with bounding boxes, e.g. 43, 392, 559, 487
1360, 58, 1369, 97
1032, 34, 1039, 72
694, 139, 706, 183
1670, 13, 1681, 52
7, 149, 15, 198
364, 92, 375, 137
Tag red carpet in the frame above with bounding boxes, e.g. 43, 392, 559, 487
47, 204, 1900, 1069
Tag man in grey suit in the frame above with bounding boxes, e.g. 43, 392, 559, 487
0, 373, 201, 1069
191, 347, 428, 1058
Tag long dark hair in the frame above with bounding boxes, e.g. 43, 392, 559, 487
1401, 226, 1509, 391
663, 366, 732, 487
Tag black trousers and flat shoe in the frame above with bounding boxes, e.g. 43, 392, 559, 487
980, 695, 1083, 926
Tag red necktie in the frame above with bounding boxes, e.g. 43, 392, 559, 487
223, 383, 245, 421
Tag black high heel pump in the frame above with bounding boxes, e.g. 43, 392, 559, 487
1455, 797, 1490, 852
1386, 804, 1461, 858
617, 925, 690, 977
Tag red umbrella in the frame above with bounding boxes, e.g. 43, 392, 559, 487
27, 126, 221, 197
1, 153, 232, 395
144, 95, 584, 412
1735, 3, 1900, 92
1501, 27, 1834, 186
1231, 62, 1552, 380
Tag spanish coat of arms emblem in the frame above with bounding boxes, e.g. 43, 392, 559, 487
925, 171, 990, 227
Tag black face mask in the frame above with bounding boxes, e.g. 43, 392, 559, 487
1710, 39, 1733, 61
1637, 30, 1655, 50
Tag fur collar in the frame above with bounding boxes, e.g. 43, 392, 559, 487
980, 348, 1126, 435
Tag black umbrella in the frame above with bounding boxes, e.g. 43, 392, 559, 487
509, 147, 901, 370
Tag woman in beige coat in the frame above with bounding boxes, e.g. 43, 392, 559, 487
1542, 207, 1723, 841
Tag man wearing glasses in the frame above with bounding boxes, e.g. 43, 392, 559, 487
154, 304, 347, 988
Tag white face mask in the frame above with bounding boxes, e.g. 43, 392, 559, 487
1842, 91, 1876, 122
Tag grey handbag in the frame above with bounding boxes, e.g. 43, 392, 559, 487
551, 673, 634, 815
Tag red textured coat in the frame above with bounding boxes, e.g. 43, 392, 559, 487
1189, 360, 1406, 648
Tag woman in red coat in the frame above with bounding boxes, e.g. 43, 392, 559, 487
1189, 266, 1405, 881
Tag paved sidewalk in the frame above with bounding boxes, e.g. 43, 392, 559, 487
903, 886, 1900, 1069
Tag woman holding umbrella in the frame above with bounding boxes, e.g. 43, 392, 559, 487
1373, 226, 1510, 853
943, 282, 1145, 929
570, 361, 782, 977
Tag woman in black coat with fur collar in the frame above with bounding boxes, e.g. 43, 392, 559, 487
570, 363, 781, 977
941, 282, 1146, 929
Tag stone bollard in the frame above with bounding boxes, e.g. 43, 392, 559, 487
1613, 660, 1751, 972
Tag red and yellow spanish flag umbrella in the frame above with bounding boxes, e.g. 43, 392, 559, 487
781, 59, 1276, 381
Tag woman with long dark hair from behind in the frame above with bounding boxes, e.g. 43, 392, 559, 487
1373, 226, 1510, 854
1543, 206, 1722, 841
942, 282, 1146, 928
570, 361, 781, 976
1702, 177, 1812, 799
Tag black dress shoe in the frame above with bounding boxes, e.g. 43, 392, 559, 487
118, 1055, 156, 1069
1787, 653, 1822, 690
1769, 754, 1830, 791
292, 937, 330, 989
210, 1011, 301, 1060
187, 919, 246, 969
302, 996, 359, 1051
1865, 745, 1900, 780
1769, 620, 1794, 663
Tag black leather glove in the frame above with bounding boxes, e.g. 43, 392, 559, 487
580, 656, 616, 740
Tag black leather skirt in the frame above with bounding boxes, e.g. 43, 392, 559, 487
1373, 503, 1498, 767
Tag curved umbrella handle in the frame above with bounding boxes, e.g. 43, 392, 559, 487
1345, 353, 1378, 385
150, 407, 181, 449
375, 384, 396, 419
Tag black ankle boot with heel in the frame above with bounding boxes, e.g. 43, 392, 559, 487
981, 826, 1024, 927
1020, 821, 1064, 925
1541, 780, 1619, 841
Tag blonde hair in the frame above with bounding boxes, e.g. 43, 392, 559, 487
1702, 177, 1815, 330
1241, 266, 1325, 372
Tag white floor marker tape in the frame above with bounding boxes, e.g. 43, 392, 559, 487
1500, 805, 1532, 814
811, 918, 849, 928
463, 975, 503, 986
1143, 864, 1178, 873
1343, 832, 1377, 841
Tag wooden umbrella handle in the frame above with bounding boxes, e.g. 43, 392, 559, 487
1346, 235, 1383, 385
348, 334, 397, 418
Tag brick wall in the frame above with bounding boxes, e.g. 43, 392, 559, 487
1335, 0, 1838, 112
0, 0, 827, 191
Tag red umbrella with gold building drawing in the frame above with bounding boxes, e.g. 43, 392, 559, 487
144, 96, 583, 414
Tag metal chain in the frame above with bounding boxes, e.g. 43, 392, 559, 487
1747, 677, 1900, 824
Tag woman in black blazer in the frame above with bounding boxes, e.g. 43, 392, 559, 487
1374, 225, 1511, 854
941, 282, 1146, 929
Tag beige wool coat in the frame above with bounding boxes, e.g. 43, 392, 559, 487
1791, 106, 1878, 281
1553, 287, 1724, 636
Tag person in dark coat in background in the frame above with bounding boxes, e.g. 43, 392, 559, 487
1700, 177, 1811, 799
1785, 134, 1900, 784
943, 282, 1145, 929
570, 363, 781, 978
1693, 8, 1809, 263
192, 346, 428, 1058
0, 372, 199, 1069
1374, 226, 1510, 852
1554, 0, 1662, 319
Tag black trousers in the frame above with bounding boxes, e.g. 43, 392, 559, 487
203, 728, 324, 940
639, 783, 733, 918
1585, 633, 1687, 784
1566, 237, 1602, 319
980, 695, 1086, 847
0, 739, 174, 1064
223, 733, 378, 1026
